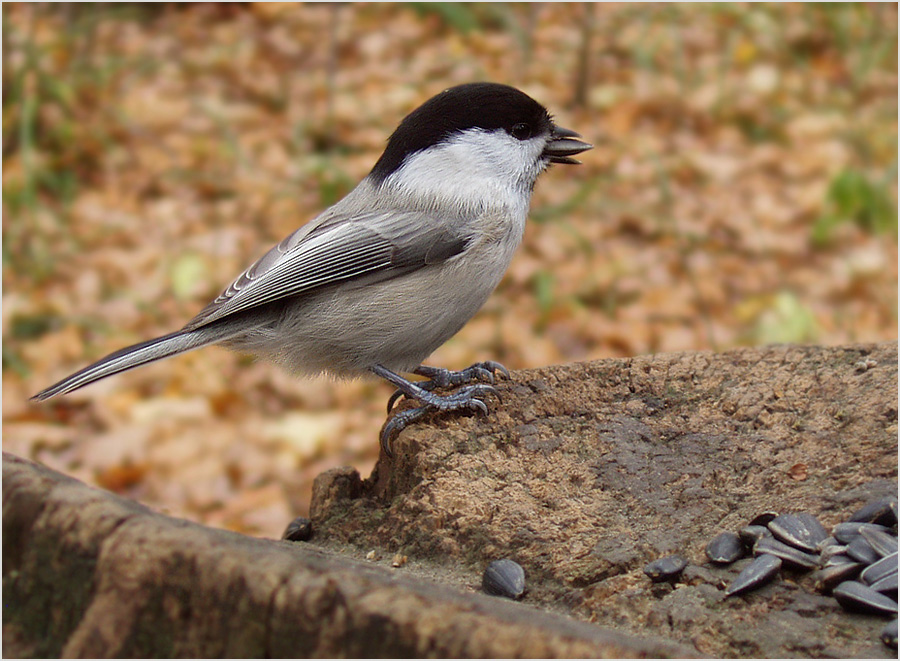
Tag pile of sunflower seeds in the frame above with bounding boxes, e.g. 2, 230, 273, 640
644, 496, 898, 650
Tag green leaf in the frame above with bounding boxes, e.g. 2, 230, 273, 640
813, 168, 898, 245
753, 291, 819, 344
170, 254, 208, 302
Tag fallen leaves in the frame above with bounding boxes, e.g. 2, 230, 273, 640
2, 3, 896, 537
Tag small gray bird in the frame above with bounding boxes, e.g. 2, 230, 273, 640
32, 82, 592, 454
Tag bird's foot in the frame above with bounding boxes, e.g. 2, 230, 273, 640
386, 361, 509, 412
371, 363, 507, 457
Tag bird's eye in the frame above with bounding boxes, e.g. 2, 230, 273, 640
510, 123, 532, 140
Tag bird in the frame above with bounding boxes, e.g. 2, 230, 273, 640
31, 82, 592, 455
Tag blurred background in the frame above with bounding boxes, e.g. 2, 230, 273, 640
3, 3, 897, 537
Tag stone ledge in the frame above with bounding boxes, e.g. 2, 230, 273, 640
4, 342, 896, 657
312, 342, 898, 658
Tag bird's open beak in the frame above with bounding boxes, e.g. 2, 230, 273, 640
543, 126, 593, 164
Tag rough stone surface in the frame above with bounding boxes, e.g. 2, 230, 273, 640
4, 342, 896, 658
2, 453, 691, 658
310, 342, 898, 658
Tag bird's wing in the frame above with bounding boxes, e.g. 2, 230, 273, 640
182, 208, 468, 331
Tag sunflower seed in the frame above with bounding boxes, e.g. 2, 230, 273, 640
860, 552, 898, 585
769, 513, 828, 553
870, 571, 898, 595
882, 619, 898, 650
833, 581, 898, 616
739, 525, 772, 548
833, 522, 893, 544
816, 536, 839, 552
482, 559, 526, 599
754, 536, 819, 570
819, 543, 850, 564
812, 562, 863, 593
860, 527, 898, 558
847, 535, 881, 565
823, 553, 857, 567
748, 511, 779, 527
850, 497, 898, 526
725, 554, 781, 597
644, 554, 688, 582
706, 532, 745, 565
282, 516, 313, 542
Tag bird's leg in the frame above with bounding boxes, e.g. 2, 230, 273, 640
385, 361, 510, 412
371, 363, 504, 457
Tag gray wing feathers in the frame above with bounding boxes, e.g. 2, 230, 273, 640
184, 210, 467, 331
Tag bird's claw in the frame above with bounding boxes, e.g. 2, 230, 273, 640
380, 383, 500, 457
476, 360, 510, 381
380, 407, 430, 457
387, 361, 509, 412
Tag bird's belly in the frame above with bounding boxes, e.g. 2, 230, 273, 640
234, 255, 507, 378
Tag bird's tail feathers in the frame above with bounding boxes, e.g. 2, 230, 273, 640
31, 328, 223, 402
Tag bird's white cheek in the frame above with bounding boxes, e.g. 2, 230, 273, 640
384, 130, 545, 216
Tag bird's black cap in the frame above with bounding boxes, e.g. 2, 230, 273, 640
369, 83, 554, 184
